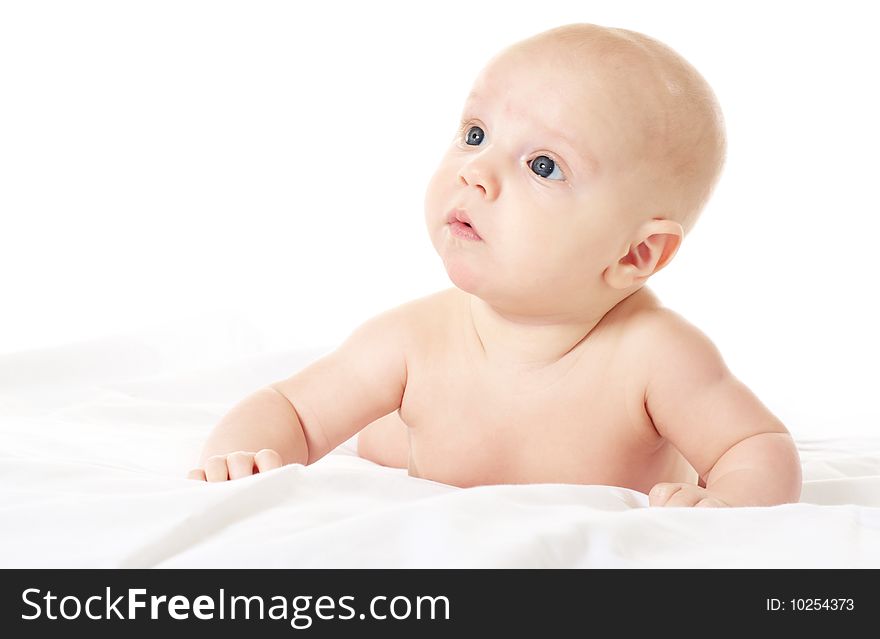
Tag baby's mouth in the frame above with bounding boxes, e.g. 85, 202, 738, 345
446, 208, 483, 240
448, 219, 483, 241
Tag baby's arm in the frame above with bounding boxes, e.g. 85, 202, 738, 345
189, 306, 410, 481
640, 312, 802, 507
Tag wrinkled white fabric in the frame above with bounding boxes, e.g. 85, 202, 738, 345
1, 320, 878, 567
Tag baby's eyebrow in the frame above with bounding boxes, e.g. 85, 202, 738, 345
539, 125, 601, 175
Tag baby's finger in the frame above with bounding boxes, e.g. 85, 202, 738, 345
226, 451, 257, 480
254, 449, 283, 473
648, 482, 685, 507
204, 455, 230, 482
695, 497, 728, 508
186, 468, 206, 481
664, 487, 704, 507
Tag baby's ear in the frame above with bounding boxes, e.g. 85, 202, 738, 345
604, 219, 683, 289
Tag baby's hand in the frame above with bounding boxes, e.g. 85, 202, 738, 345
648, 482, 730, 508
187, 449, 283, 482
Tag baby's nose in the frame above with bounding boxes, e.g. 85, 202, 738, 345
457, 161, 499, 200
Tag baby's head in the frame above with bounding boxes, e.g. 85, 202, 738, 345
425, 23, 726, 315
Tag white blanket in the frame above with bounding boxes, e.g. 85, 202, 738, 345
2, 320, 878, 568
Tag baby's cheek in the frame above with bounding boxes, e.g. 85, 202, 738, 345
423, 158, 457, 214
510, 234, 562, 276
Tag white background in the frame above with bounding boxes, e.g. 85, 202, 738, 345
1, 1, 877, 438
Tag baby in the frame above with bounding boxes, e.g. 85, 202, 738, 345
188, 23, 802, 508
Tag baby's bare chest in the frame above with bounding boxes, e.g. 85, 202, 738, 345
399, 343, 661, 489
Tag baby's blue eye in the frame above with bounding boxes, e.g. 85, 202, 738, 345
530, 155, 564, 181
465, 125, 484, 146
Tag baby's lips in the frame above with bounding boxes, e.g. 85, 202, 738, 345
446, 207, 471, 225
446, 207, 482, 238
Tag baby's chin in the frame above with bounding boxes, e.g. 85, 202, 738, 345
433, 226, 550, 305
443, 254, 592, 314
443, 257, 536, 308
443, 255, 484, 296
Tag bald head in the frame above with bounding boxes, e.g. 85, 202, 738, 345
500, 24, 727, 236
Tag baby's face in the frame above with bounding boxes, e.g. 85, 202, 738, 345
425, 42, 660, 313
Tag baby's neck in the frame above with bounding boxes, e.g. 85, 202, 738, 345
465, 289, 639, 371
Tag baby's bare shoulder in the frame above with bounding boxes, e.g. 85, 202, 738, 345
611, 289, 723, 375
374, 287, 459, 346
383, 287, 457, 324
624, 303, 708, 341
621, 299, 727, 386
